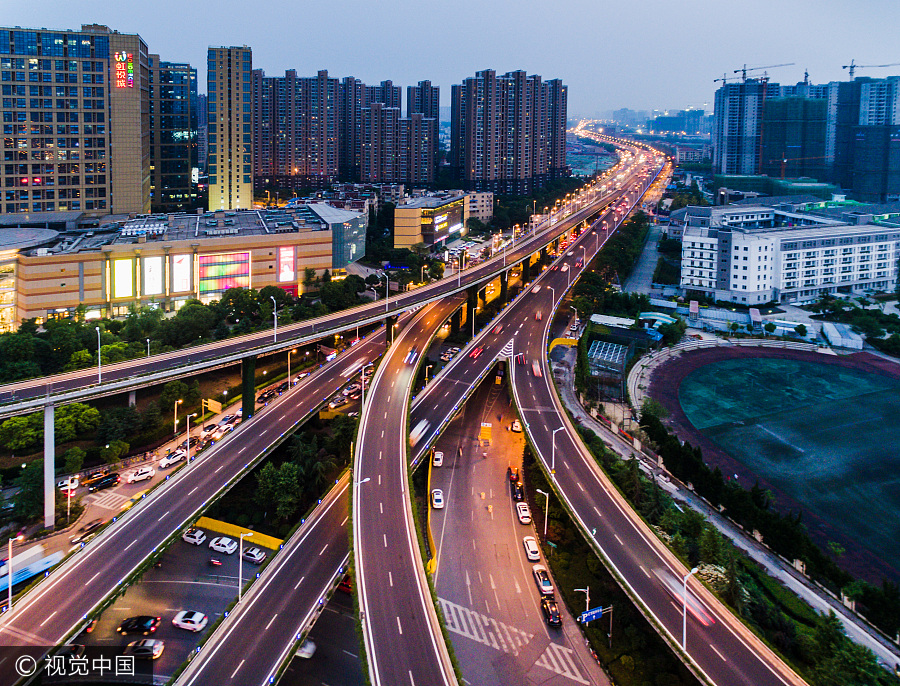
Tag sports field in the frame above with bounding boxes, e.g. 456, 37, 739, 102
678, 357, 900, 577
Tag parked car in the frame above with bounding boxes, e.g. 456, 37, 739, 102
57, 476, 79, 491
516, 502, 532, 524
523, 536, 540, 562
342, 383, 361, 396
242, 547, 267, 565
338, 574, 353, 594
296, 639, 316, 659
123, 639, 164, 659
431, 489, 445, 509
541, 597, 562, 627
276, 381, 290, 394
125, 466, 155, 484
532, 565, 554, 596
159, 451, 186, 469
511, 481, 525, 501
80, 469, 111, 489
87, 473, 120, 493
116, 616, 161, 636
182, 528, 206, 545
432, 451, 443, 467
511, 420, 522, 433
209, 536, 238, 554
508, 466, 520, 482
172, 611, 208, 632
328, 396, 348, 409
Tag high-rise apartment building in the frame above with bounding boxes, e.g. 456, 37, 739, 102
197, 93, 208, 170
400, 113, 435, 185
450, 69, 567, 195
149, 57, 197, 212
0, 24, 150, 215
361, 102, 401, 183
712, 80, 782, 175
207, 46, 252, 210
366, 80, 400, 109
407, 80, 440, 174
338, 76, 365, 181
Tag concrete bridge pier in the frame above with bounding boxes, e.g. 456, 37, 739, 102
242, 355, 257, 421
44, 403, 55, 530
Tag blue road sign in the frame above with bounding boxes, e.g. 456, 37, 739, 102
579, 606, 605, 623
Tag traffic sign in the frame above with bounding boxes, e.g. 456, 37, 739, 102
579, 606, 605, 623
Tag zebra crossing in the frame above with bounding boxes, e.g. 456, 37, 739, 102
87, 491, 129, 510
438, 597, 589, 684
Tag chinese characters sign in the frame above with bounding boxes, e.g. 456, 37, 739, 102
114, 52, 134, 88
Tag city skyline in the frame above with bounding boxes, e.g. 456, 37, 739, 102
11, 0, 900, 116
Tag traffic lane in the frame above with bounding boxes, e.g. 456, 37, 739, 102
356, 303, 456, 686
179, 482, 350, 686
0, 330, 387, 654
279, 589, 364, 686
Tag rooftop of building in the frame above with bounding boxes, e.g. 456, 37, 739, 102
0, 228, 60, 252
399, 194, 466, 209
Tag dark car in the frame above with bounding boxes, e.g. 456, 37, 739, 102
80, 468, 111, 489
276, 382, 290, 394
177, 436, 200, 450
511, 481, 525, 502
116, 616, 161, 636
87, 473, 120, 493
70, 519, 104, 545
56, 644, 86, 658
541, 597, 562, 627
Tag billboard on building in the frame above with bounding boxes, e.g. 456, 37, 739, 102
278, 246, 295, 283
198, 252, 250, 294
113, 259, 133, 298
172, 254, 192, 293
430, 201, 464, 245
143, 256, 163, 295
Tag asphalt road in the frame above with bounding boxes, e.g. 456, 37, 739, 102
431, 379, 609, 686
0, 326, 390, 686
353, 298, 462, 686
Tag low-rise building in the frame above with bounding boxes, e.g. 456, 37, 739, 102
394, 194, 466, 250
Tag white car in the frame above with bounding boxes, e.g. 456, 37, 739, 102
172, 611, 208, 632
533, 564, 554, 596
57, 476, 79, 491
432, 451, 443, 467
516, 502, 532, 524
531, 285, 541, 293
209, 536, 238, 555
296, 639, 316, 659
523, 536, 540, 562
182, 528, 206, 545
431, 489, 445, 509
126, 466, 155, 484
511, 420, 522, 433
159, 450, 186, 469
242, 546, 267, 565
342, 383, 361, 397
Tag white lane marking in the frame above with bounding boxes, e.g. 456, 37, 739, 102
157, 511, 170, 522
340, 516, 348, 526
593, 506, 601, 516
577, 482, 584, 492
238, 447, 246, 454
383, 534, 387, 547
124, 540, 137, 551
712, 645, 728, 662
230, 659, 245, 679
215, 465, 224, 473
279, 414, 286, 420
294, 575, 305, 591
319, 544, 328, 556
640, 565, 651, 579
397, 616, 403, 634
379, 502, 383, 514
389, 571, 393, 587
264, 613, 278, 631
614, 534, 623, 545
39, 611, 57, 627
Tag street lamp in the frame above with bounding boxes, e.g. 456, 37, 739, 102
425, 364, 433, 384
535, 488, 550, 540
146, 338, 150, 357
270, 296, 278, 342
574, 586, 590, 616
185, 412, 197, 462
548, 286, 555, 308
95, 326, 101, 384
7, 534, 24, 614
360, 362, 374, 409
288, 348, 297, 385
551, 427, 564, 475
682, 567, 699, 650
238, 532, 254, 602
173, 399, 183, 436
380, 272, 389, 313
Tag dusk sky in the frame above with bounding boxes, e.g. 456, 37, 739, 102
12, 0, 900, 117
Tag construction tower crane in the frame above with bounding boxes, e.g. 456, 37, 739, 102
768, 154, 829, 179
734, 63, 795, 82
713, 73, 731, 85
842, 60, 900, 79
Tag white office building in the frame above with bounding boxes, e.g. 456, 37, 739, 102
680, 205, 900, 304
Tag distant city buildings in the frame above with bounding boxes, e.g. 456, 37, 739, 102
450, 69, 568, 195
712, 75, 900, 203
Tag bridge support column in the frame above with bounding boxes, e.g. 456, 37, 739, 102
242, 355, 257, 421
450, 306, 462, 334
44, 403, 55, 530
500, 270, 508, 302
386, 315, 399, 348
128, 390, 136, 407
522, 255, 532, 284
466, 286, 478, 335
540, 247, 548, 266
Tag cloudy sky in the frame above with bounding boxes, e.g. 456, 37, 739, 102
11, 0, 900, 117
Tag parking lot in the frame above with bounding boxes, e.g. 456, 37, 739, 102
77, 527, 277, 678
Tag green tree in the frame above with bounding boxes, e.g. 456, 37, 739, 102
699, 525, 724, 565
14, 461, 44, 519
64, 349, 94, 371
795, 323, 808, 338
0, 413, 42, 451
62, 447, 85, 475
99, 440, 129, 464
55, 403, 101, 443
764, 322, 777, 336
730, 322, 740, 336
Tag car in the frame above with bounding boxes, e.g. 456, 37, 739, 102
80, 469, 111, 489
535, 311, 542, 321
126, 466, 155, 484
409, 419, 430, 447
242, 546, 267, 565
569, 323, 578, 332
200, 424, 218, 438
404, 346, 418, 364
514, 353, 525, 365
493, 324, 504, 334
469, 346, 484, 359
56, 644, 86, 658
69, 518, 104, 545
342, 383, 361, 396
532, 361, 543, 378
508, 466, 520, 482
123, 639, 164, 660
57, 476, 79, 491
178, 436, 201, 450
516, 502, 532, 524
532, 565, 554, 596
276, 381, 290, 394
653, 568, 714, 626
296, 639, 316, 659
531, 285, 541, 293
541, 597, 562, 627
523, 536, 540, 562
432, 450, 443, 467
209, 536, 238, 555
337, 574, 353, 594
172, 611, 209, 632
511, 481, 525, 501
328, 396, 348, 409
116, 616, 161, 636
348, 390, 361, 400
159, 450, 186, 469
218, 414, 236, 426
449, 347, 460, 353
256, 390, 276, 404
182, 527, 206, 545
87, 473, 120, 493
293, 372, 310, 383
511, 419, 522, 433
431, 489, 445, 509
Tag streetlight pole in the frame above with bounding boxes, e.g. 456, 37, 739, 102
238, 532, 254, 602
95, 326, 101, 384
380, 272, 389, 313
186, 412, 196, 462
360, 362, 374, 410
7, 534, 23, 614
551, 427, 564, 475
548, 286, 555, 308
288, 349, 296, 384
146, 338, 150, 357
535, 488, 550, 541
574, 586, 590, 616
425, 364, 433, 384
173, 399, 183, 436
682, 567, 699, 650
270, 295, 278, 342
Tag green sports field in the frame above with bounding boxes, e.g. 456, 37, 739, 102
679, 357, 900, 574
